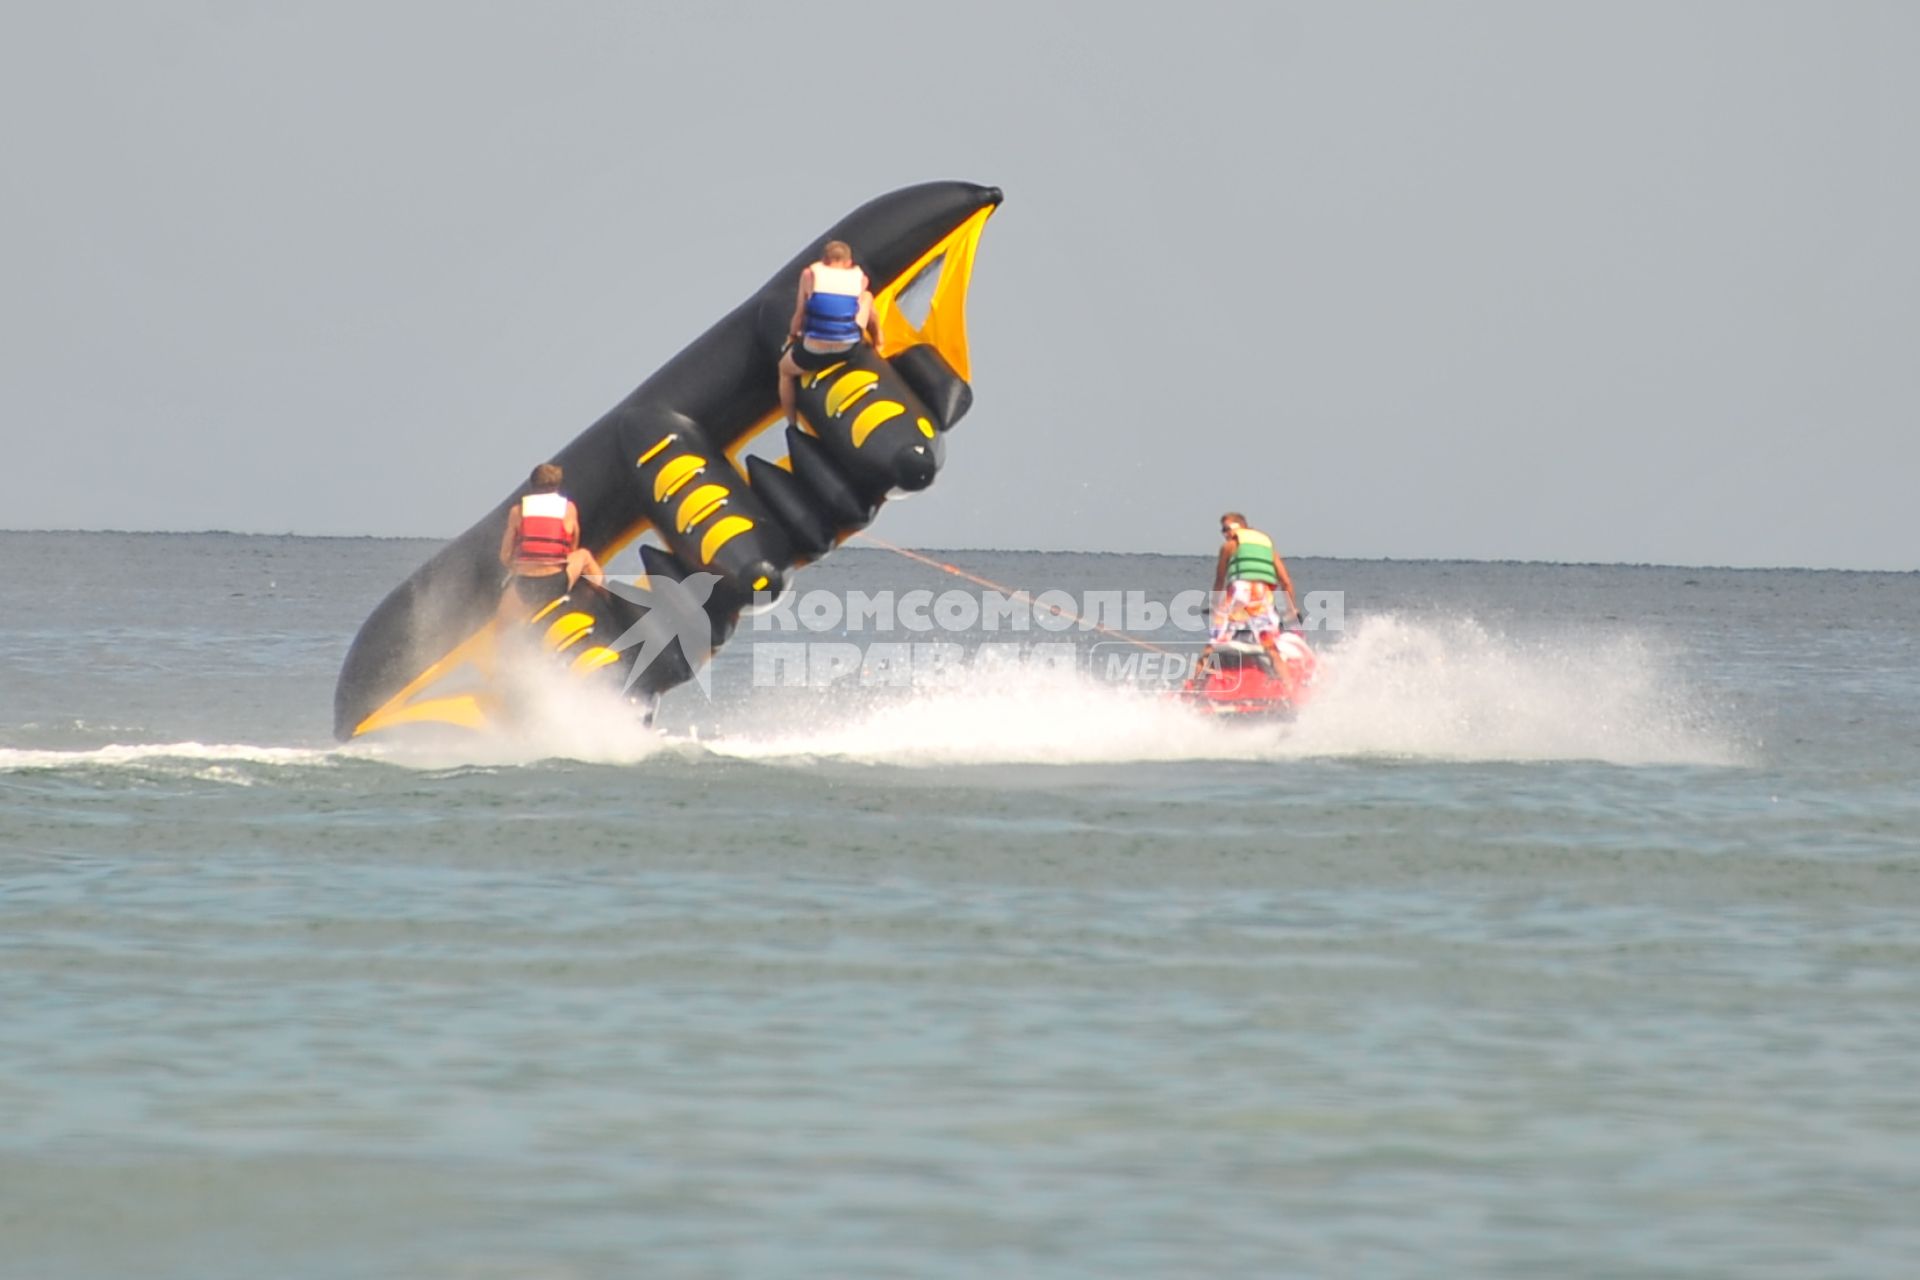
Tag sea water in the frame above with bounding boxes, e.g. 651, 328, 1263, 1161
1, 533, 1916, 1279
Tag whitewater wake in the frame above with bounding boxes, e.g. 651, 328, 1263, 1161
705, 614, 1746, 769
1279, 615, 1743, 766
0, 741, 340, 785
0, 617, 1746, 774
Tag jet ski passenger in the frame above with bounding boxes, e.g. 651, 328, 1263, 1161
498, 463, 604, 617
1209, 512, 1299, 660
779, 240, 880, 431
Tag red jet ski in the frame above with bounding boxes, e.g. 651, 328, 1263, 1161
1175, 628, 1320, 719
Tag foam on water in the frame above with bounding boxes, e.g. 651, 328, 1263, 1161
1282, 614, 1747, 766
350, 650, 672, 770
0, 617, 1743, 774
0, 742, 337, 775
0, 656, 669, 776
708, 615, 1746, 769
708, 666, 1238, 767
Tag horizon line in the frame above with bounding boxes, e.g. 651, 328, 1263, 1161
2, 526, 1912, 575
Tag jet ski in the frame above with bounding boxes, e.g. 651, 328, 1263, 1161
1175, 627, 1319, 719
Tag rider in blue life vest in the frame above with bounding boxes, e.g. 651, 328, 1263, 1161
778, 240, 880, 431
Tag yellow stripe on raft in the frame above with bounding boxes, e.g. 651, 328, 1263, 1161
850, 400, 906, 447
355, 693, 491, 735
528, 597, 570, 625
654, 455, 707, 502
830, 381, 878, 417
825, 371, 880, 417
570, 646, 622, 673
675, 483, 729, 531
544, 611, 596, 653
801, 362, 846, 389
636, 435, 676, 467
700, 515, 755, 563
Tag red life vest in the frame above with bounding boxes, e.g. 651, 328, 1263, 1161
514, 492, 574, 567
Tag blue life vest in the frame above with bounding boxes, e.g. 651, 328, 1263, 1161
802, 264, 866, 343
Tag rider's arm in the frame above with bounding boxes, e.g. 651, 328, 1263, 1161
499, 508, 520, 569
859, 270, 880, 346
1275, 555, 1299, 617
1212, 538, 1233, 595
566, 503, 604, 584
788, 267, 814, 342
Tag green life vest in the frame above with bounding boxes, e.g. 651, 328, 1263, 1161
1226, 527, 1280, 586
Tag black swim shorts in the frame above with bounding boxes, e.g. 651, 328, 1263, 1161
789, 339, 857, 373
511, 571, 571, 610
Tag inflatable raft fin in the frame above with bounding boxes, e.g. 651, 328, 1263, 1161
890, 345, 973, 432
746, 456, 836, 556
787, 426, 875, 530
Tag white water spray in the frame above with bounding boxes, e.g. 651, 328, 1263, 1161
704, 615, 1744, 768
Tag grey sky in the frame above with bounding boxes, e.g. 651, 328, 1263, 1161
3, 2, 1914, 569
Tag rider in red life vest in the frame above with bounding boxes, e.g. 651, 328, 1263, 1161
778, 239, 880, 431
498, 462, 605, 616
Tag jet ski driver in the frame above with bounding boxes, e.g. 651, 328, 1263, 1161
1209, 511, 1300, 662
